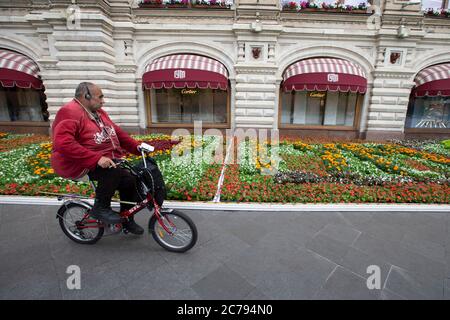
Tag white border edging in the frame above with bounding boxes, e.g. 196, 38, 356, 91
1, 196, 449, 212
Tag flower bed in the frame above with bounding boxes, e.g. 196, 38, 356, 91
138, 0, 233, 8
221, 164, 450, 203
139, 0, 189, 8
424, 8, 450, 18
0, 133, 449, 203
281, 1, 369, 13
0, 133, 49, 152
0, 133, 222, 201
226, 137, 449, 203
192, 0, 232, 8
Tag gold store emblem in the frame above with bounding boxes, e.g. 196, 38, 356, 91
181, 89, 197, 95
309, 92, 326, 98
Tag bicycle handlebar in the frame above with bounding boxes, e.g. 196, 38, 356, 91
113, 142, 154, 169
137, 142, 154, 153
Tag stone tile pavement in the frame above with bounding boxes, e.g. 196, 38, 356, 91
0, 204, 449, 300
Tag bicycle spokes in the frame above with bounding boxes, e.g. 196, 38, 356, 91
157, 215, 193, 243
58, 203, 104, 244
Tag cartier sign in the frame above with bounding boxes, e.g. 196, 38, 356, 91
181, 89, 197, 95
309, 92, 326, 98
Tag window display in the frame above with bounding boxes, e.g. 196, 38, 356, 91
406, 96, 450, 129
149, 88, 228, 124
281, 91, 359, 126
0, 87, 48, 122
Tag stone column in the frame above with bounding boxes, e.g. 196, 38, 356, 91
366, 71, 415, 140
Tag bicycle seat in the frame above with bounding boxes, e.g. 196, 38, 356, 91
70, 174, 97, 192
71, 174, 89, 183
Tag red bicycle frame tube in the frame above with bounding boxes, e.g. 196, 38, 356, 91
79, 193, 175, 235
120, 193, 156, 219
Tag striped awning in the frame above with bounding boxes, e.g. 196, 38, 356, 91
0, 49, 43, 89
282, 58, 367, 93
413, 63, 450, 97
143, 54, 229, 90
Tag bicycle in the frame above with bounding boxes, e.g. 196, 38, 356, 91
56, 144, 198, 253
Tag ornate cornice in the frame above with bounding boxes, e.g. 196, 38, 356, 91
235, 65, 278, 74
280, 11, 372, 26
38, 59, 58, 70
115, 64, 137, 73
373, 71, 416, 79
131, 14, 233, 24
131, 7, 234, 24
47, 0, 111, 15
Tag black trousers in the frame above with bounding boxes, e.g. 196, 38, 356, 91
88, 166, 139, 212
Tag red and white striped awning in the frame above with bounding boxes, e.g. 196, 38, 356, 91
143, 54, 229, 90
413, 63, 450, 97
0, 49, 43, 89
282, 58, 367, 93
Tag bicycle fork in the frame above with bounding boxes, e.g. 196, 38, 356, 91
153, 201, 177, 235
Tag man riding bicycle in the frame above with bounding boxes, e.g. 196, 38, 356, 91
51, 82, 145, 235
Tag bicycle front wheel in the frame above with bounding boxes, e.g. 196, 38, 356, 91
149, 209, 197, 253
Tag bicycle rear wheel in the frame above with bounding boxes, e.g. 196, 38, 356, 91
58, 202, 104, 245
148, 209, 197, 253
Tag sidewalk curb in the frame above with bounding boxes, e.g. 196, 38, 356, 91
1, 195, 449, 212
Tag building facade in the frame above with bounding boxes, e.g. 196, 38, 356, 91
0, 0, 449, 140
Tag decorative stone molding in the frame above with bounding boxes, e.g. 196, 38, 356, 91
356, 45, 376, 60
372, 71, 416, 79
115, 64, 138, 73
46, 0, 111, 15
235, 7, 280, 23
123, 40, 133, 57
280, 11, 373, 25
237, 41, 245, 61
38, 59, 58, 70
383, 47, 408, 67
235, 66, 278, 75
268, 43, 275, 61
245, 42, 267, 63
375, 47, 386, 67
131, 15, 232, 24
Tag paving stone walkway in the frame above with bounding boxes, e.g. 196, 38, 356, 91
0, 204, 449, 300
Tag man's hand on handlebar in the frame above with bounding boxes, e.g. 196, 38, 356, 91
96, 143, 154, 170
97, 156, 117, 169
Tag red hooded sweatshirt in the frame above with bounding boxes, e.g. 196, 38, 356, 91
51, 99, 140, 179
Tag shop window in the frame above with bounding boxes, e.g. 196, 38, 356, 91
0, 87, 48, 122
406, 96, 450, 129
280, 91, 359, 126
149, 88, 227, 124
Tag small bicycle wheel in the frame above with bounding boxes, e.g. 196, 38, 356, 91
58, 202, 104, 245
149, 209, 197, 253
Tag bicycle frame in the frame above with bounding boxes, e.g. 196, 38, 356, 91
70, 193, 167, 231
70, 193, 175, 234
65, 159, 175, 235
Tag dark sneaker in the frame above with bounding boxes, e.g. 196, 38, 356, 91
90, 207, 122, 224
122, 219, 144, 235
